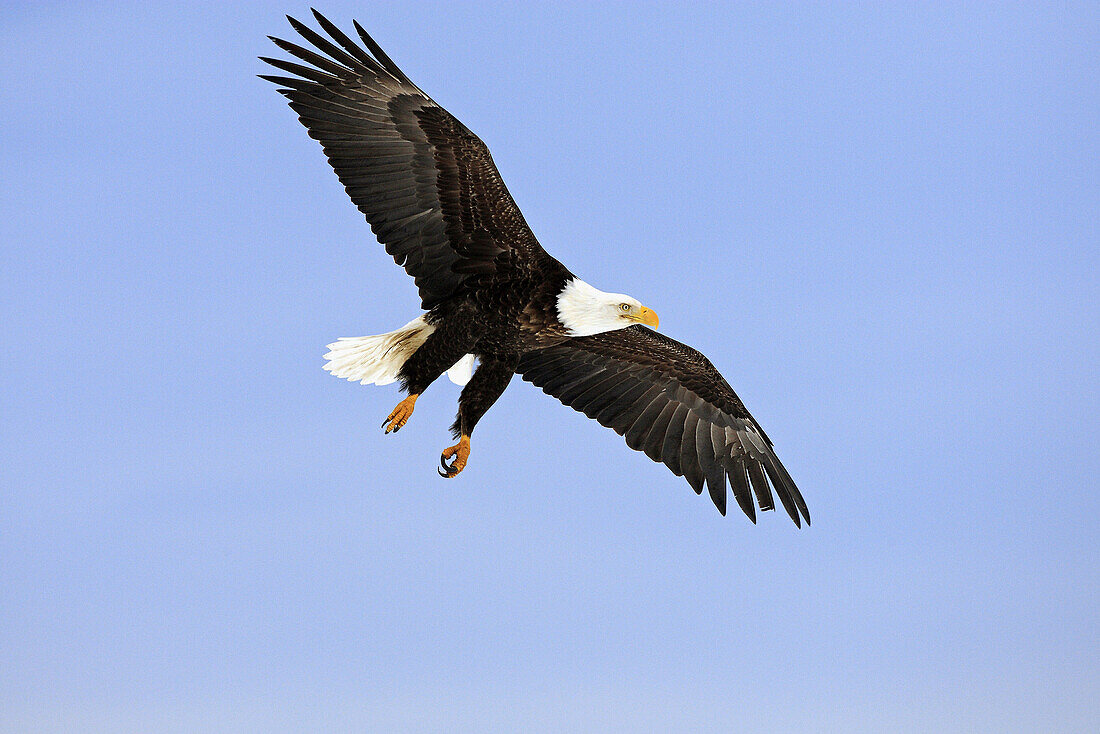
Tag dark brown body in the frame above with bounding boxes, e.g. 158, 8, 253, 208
400, 258, 573, 438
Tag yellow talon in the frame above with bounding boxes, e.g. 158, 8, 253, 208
439, 435, 471, 478
382, 393, 418, 434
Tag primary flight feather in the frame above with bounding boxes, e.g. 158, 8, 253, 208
261, 10, 809, 525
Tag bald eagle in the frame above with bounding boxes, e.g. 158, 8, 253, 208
261, 11, 809, 525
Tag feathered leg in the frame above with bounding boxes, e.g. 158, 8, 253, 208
439, 355, 518, 478
381, 310, 481, 434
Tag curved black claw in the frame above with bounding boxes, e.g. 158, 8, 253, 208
439, 453, 457, 478
437, 436, 470, 479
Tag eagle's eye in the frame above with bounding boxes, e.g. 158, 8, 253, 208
619, 303, 631, 312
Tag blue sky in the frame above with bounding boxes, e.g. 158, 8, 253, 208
2, 1, 1097, 732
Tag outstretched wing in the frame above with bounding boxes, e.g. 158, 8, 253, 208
261, 11, 548, 310
517, 326, 809, 525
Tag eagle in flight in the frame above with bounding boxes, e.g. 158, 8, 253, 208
261, 11, 809, 525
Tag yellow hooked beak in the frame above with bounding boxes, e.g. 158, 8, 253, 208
635, 306, 659, 329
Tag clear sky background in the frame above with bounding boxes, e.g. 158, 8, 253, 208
2, 2, 1097, 732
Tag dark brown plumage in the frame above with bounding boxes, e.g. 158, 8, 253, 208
517, 328, 808, 525
262, 11, 808, 524
260, 13, 554, 311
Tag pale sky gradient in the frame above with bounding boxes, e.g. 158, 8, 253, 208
2, 2, 1098, 732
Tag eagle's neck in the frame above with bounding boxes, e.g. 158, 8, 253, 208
555, 278, 633, 337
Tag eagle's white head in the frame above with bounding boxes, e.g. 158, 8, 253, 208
556, 278, 660, 337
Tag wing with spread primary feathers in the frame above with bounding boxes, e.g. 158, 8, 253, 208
261, 10, 548, 309
518, 326, 809, 525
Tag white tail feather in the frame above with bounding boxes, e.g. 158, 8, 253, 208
446, 353, 477, 386
323, 315, 475, 387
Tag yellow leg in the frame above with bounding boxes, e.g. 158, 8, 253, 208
382, 393, 418, 434
438, 435, 471, 478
